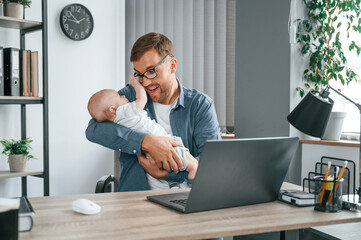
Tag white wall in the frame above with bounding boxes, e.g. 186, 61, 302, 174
0, 0, 125, 197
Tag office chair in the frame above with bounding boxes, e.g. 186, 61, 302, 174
95, 151, 121, 193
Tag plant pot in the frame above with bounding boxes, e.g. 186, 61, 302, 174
4, 2, 24, 19
8, 154, 27, 172
300, 133, 320, 141
321, 112, 347, 141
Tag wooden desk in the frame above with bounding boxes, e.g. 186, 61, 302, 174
20, 183, 361, 240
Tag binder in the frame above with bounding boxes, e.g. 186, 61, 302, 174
4, 48, 20, 96
0, 197, 19, 239
0, 196, 34, 233
0, 209, 18, 239
0, 46, 4, 96
30, 51, 38, 97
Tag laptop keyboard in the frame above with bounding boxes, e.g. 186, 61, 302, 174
170, 198, 188, 207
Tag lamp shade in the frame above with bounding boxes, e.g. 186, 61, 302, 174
287, 90, 334, 138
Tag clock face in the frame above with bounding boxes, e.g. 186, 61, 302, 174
60, 4, 94, 41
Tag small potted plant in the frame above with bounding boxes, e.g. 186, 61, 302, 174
0, 138, 35, 172
3, 0, 31, 19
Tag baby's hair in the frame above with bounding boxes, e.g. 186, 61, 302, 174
88, 89, 118, 122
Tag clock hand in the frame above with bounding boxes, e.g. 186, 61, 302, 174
67, 19, 77, 23
78, 18, 85, 23
69, 12, 79, 23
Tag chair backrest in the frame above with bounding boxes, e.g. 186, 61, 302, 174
95, 175, 114, 193
94, 151, 121, 193
114, 151, 121, 191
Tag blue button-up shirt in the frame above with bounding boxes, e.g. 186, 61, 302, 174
86, 81, 221, 191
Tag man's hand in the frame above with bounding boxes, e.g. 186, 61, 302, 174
141, 134, 183, 173
137, 153, 168, 179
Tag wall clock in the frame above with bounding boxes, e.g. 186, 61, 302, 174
60, 4, 94, 41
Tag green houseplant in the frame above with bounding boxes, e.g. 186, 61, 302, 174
296, 0, 361, 97
3, 0, 31, 8
3, 0, 31, 19
0, 138, 35, 172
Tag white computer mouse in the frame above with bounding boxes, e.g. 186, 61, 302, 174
72, 198, 101, 215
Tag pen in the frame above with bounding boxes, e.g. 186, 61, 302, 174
319, 161, 331, 204
328, 161, 347, 204
337, 161, 348, 181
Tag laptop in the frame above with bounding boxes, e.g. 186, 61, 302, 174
147, 137, 299, 213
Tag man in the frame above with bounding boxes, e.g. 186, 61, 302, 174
86, 32, 221, 191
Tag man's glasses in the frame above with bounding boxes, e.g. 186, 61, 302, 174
134, 54, 173, 82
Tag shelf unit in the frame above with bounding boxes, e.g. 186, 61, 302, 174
0, 0, 49, 196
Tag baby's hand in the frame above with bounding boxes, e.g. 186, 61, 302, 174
130, 75, 146, 96
129, 75, 141, 87
129, 75, 147, 112
185, 151, 198, 180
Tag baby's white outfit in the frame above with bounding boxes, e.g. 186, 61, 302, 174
114, 101, 188, 189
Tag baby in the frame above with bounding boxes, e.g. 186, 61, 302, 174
87, 76, 197, 189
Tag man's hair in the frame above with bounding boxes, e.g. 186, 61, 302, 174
130, 32, 175, 62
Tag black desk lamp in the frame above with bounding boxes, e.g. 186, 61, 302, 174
287, 90, 334, 138
287, 85, 361, 209
288, 84, 361, 143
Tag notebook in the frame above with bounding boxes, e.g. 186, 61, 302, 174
147, 137, 299, 213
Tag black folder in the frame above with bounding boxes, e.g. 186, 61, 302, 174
0, 209, 18, 240
4, 48, 20, 96
0, 46, 4, 96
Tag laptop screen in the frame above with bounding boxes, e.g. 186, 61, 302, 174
148, 137, 299, 213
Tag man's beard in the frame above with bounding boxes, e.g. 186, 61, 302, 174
150, 88, 168, 104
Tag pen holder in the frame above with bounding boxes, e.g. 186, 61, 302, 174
314, 176, 344, 212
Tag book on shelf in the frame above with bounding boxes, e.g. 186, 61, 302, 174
26, 50, 31, 96
20, 49, 30, 96
0, 46, 3, 96
3, 48, 39, 97
30, 51, 39, 97
3, 47, 20, 96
